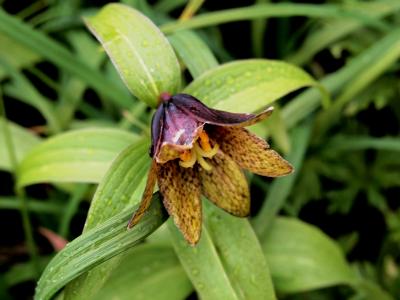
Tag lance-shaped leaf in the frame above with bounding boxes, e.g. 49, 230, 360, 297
184, 59, 320, 113
17, 128, 139, 187
86, 4, 181, 108
262, 217, 355, 293
0, 118, 40, 172
34, 194, 167, 300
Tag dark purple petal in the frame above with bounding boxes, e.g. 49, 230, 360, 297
152, 101, 204, 162
150, 103, 165, 158
171, 94, 273, 127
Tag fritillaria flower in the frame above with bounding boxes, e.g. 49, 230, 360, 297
128, 93, 293, 245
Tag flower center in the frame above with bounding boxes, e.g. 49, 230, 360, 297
179, 131, 219, 171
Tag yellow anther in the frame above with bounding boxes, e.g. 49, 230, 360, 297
178, 131, 219, 171
179, 150, 196, 168
179, 150, 192, 162
199, 131, 212, 152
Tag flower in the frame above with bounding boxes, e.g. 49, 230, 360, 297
128, 93, 293, 245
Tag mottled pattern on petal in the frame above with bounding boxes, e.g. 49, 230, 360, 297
157, 160, 202, 245
210, 127, 293, 177
199, 151, 250, 217
171, 93, 273, 127
127, 160, 158, 228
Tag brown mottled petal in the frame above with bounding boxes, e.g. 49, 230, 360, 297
127, 160, 158, 229
199, 151, 250, 217
210, 127, 293, 177
171, 93, 273, 127
157, 160, 202, 245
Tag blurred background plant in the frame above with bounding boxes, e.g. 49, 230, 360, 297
0, 0, 399, 299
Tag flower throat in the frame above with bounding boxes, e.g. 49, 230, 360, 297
179, 131, 219, 171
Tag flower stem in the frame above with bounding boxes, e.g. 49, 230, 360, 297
179, 0, 205, 20
0, 87, 40, 276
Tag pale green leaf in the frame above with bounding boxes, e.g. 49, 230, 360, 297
0, 118, 40, 172
17, 128, 140, 187
34, 194, 166, 300
86, 4, 181, 107
97, 245, 192, 300
168, 221, 240, 300
64, 140, 150, 300
263, 217, 355, 293
0, 32, 40, 80
204, 203, 276, 300
184, 59, 317, 113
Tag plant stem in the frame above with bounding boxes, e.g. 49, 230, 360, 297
179, 0, 205, 20
0, 87, 40, 276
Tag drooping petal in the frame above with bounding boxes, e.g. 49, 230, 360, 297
171, 93, 273, 127
157, 160, 202, 245
127, 159, 158, 228
210, 127, 293, 177
199, 151, 250, 217
156, 101, 204, 163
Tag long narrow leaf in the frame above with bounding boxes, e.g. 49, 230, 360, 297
35, 194, 167, 300
0, 8, 132, 108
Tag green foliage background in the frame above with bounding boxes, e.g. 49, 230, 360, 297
0, 0, 399, 299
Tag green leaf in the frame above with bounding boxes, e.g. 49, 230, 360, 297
168, 30, 219, 78
288, 1, 400, 65
34, 194, 167, 300
282, 28, 400, 129
326, 135, 400, 152
262, 217, 355, 293
17, 128, 140, 187
168, 221, 240, 300
0, 32, 40, 80
160, 3, 388, 33
0, 118, 40, 172
184, 59, 317, 113
0, 8, 132, 108
96, 245, 192, 300
86, 4, 181, 108
1, 59, 62, 134
64, 140, 151, 300
204, 203, 276, 300
314, 32, 400, 138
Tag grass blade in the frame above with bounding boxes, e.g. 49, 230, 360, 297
0, 8, 132, 108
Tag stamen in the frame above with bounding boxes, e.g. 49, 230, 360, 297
194, 143, 219, 158
178, 130, 218, 171
196, 151, 212, 171
179, 150, 196, 168
199, 131, 212, 152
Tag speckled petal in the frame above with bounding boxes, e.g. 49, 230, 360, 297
210, 127, 293, 177
199, 151, 250, 217
157, 160, 202, 245
171, 93, 273, 127
127, 159, 158, 228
